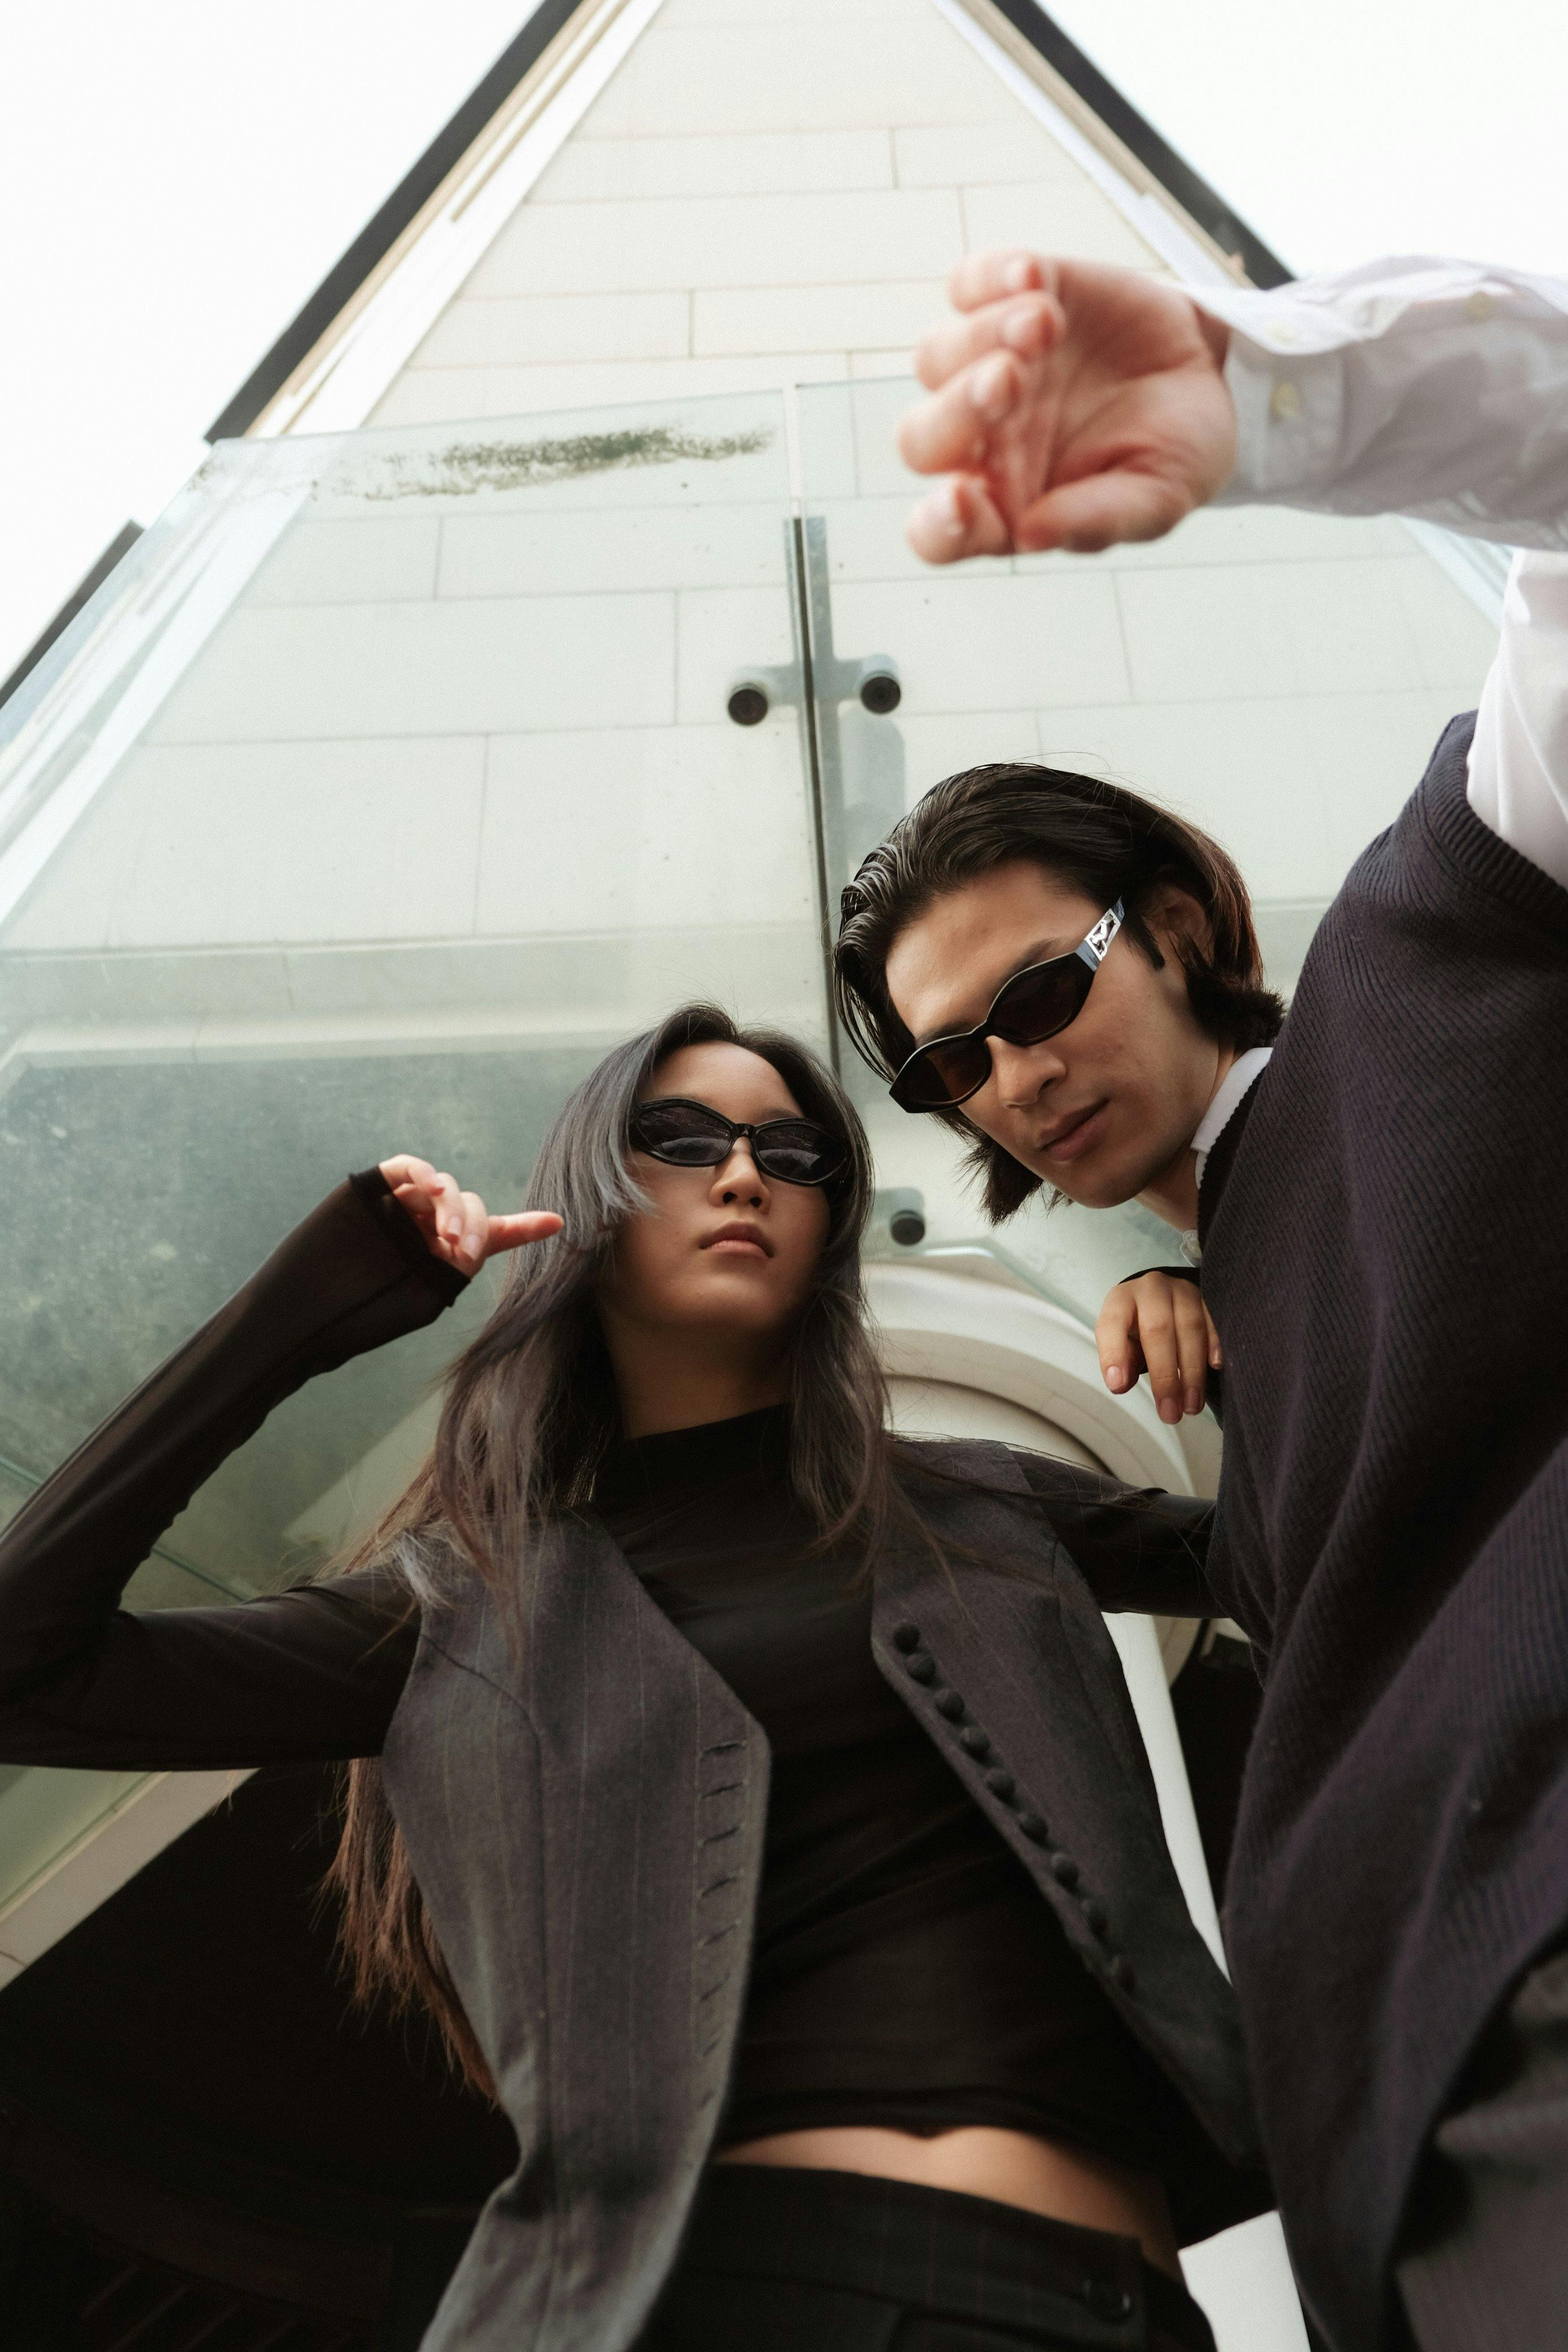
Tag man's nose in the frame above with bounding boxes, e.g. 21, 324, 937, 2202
987, 1035, 1064, 1108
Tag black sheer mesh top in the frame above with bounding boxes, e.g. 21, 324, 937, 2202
591, 1406, 1221, 2191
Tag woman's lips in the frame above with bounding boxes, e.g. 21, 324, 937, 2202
1039, 1102, 1108, 1165
707, 1237, 769, 1258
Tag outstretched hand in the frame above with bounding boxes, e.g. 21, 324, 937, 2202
899, 252, 1236, 562
379, 1154, 563, 1276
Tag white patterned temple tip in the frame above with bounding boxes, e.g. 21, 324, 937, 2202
1083, 903, 1125, 965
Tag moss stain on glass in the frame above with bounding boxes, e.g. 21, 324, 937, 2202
327, 423, 773, 502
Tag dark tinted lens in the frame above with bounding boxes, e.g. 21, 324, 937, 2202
630, 1101, 731, 1166
896, 1033, 991, 1109
752, 1120, 845, 1186
990, 955, 1090, 1045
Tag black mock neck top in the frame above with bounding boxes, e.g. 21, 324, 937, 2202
591, 1406, 1221, 2191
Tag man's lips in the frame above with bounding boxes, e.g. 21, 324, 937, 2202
1037, 1101, 1108, 1165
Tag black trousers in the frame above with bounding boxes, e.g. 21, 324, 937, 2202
637, 2165, 1216, 2352
1395, 1933, 1568, 2350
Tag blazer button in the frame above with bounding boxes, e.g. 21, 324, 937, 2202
892, 1622, 921, 1651
1017, 1812, 1048, 1843
935, 1690, 965, 1722
1083, 2279, 1133, 2322
984, 1769, 1016, 1802
1050, 1855, 1080, 1890
905, 1654, 937, 1684
1109, 1956, 1137, 1992
1081, 1898, 1109, 1936
959, 1726, 991, 1757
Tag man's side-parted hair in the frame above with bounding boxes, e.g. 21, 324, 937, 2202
833, 763, 1284, 1221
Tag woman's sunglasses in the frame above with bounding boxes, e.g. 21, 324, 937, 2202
629, 1097, 849, 1189
889, 902, 1124, 1112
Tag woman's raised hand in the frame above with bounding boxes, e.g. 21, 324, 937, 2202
379, 1155, 563, 1276
898, 251, 1237, 564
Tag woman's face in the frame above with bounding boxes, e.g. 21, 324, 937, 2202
599, 1041, 834, 1354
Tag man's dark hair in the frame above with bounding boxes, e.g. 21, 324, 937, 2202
833, 762, 1284, 1221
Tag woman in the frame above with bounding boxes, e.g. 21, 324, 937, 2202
0, 1004, 1263, 2352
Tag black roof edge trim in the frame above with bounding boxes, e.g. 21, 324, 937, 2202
0, 523, 145, 715
205, 0, 583, 443
986, 0, 1292, 289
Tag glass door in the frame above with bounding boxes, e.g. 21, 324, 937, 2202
0, 390, 815, 1912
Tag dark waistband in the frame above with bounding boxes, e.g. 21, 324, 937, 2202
681, 2164, 1215, 2350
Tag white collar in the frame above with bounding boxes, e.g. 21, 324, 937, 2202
1193, 1046, 1273, 1190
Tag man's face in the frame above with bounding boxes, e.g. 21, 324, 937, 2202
882, 860, 1226, 1210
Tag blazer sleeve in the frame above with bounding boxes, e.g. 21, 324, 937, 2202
0, 1170, 469, 1770
1010, 1450, 1218, 1618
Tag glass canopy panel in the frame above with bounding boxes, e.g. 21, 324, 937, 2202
0, 392, 815, 1909
795, 375, 1500, 1324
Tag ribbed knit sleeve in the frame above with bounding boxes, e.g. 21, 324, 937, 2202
0, 1173, 467, 1769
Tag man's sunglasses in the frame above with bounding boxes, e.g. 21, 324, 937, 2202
889, 902, 1125, 1112
629, 1097, 849, 1189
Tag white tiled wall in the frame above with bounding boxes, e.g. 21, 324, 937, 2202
370, 0, 1167, 428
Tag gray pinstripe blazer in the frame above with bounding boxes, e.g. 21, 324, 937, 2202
382, 1441, 1263, 2352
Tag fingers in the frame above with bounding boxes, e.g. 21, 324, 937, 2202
914, 291, 1063, 392
948, 249, 1048, 311
1014, 466, 1193, 556
905, 474, 1014, 565
486, 1210, 564, 1256
1097, 1277, 1215, 1421
1096, 1286, 1144, 1398
1202, 1297, 1223, 1373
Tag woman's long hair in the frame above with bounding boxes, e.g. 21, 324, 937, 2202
324, 1003, 900, 2094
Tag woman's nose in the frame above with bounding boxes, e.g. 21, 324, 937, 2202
709, 1144, 768, 1205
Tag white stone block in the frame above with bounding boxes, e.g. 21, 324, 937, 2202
1303, 690, 1479, 880
827, 571, 1128, 713
369, 351, 849, 428
465, 187, 964, 300
961, 179, 1162, 270
581, 10, 1020, 138
438, 502, 788, 600
92, 738, 487, 950
1034, 698, 1335, 902
409, 291, 691, 372
893, 710, 1047, 806
1077, 506, 1415, 571
535, 128, 893, 203
895, 121, 1079, 187
849, 350, 913, 380
148, 592, 676, 743
694, 280, 947, 356
242, 516, 440, 607
477, 724, 818, 936
676, 583, 799, 726
1381, 553, 1500, 693
5, 758, 156, 951
1115, 560, 1434, 705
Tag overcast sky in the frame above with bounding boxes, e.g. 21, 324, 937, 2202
2, 0, 1563, 684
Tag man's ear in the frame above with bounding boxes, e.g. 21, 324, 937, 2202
1143, 884, 1214, 964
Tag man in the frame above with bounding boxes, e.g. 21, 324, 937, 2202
831, 252, 1568, 2351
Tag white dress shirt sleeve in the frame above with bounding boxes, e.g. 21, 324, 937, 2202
1184, 259, 1568, 891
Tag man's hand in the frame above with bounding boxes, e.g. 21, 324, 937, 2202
899, 252, 1236, 563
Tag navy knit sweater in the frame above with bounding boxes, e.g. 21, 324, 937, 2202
1199, 714, 1568, 2350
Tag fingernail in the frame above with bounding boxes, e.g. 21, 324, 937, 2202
973, 354, 1015, 420
1001, 302, 1038, 351
1184, 1388, 1202, 1417
1159, 1397, 1181, 1425
1105, 1366, 1126, 1392
1005, 256, 1035, 292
